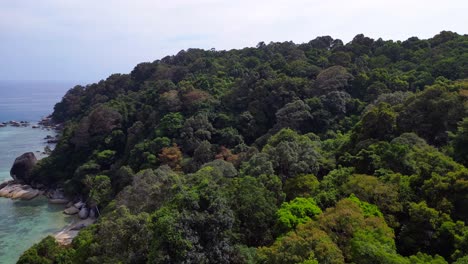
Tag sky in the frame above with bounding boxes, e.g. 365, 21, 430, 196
0, 0, 467, 82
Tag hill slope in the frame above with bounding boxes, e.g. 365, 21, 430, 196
19, 31, 468, 264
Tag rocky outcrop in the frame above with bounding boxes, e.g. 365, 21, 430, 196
0, 182, 42, 200
10, 152, 37, 184
64, 200, 87, 216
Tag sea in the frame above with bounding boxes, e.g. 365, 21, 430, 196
0, 80, 77, 263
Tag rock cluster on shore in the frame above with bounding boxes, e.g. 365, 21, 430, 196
63, 201, 96, 220
0, 149, 100, 246
0, 181, 42, 200
39, 116, 63, 130
0, 121, 31, 127
0, 116, 63, 131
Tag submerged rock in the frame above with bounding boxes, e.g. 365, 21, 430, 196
10, 152, 37, 184
49, 198, 70, 204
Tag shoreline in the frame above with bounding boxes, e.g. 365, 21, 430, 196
54, 217, 96, 245
0, 182, 96, 245
0, 122, 89, 248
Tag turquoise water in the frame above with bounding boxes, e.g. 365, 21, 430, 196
0, 81, 75, 263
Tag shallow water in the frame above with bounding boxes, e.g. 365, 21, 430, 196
0, 81, 75, 263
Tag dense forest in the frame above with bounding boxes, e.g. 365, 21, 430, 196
19, 31, 468, 264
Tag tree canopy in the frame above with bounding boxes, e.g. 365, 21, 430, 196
22, 31, 468, 264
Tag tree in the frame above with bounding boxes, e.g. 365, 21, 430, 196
452, 118, 468, 166
149, 168, 236, 264
116, 166, 180, 213
283, 174, 320, 200
315, 66, 353, 95
258, 223, 344, 264
397, 84, 464, 146
84, 175, 112, 207
318, 198, 393, 260
230, 176, 278, 246
263, 128, 322, 180
159, 144, 183, 171
193, 140, 214, 166
354, 102, 397, 141
79, 207, 152, 263
180, 114, 215, 153
155, 112, 184, 137
274, 100, 313, 133
240, 153, 275, 178
343, 174, 402, 218
276, 197, 322, 233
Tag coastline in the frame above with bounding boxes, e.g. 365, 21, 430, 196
0, 80, 75, 262
0, 124, 73, 261
54, 217, 96, 245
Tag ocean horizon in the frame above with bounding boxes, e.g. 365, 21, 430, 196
0, 80, 82, 122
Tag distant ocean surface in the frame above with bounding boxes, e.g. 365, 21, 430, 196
0, 80, 76, 263
0, 80, 74, 122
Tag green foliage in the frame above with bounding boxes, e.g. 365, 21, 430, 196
350, 229, 407, 264
230, 176, 278, 246
276, 197, 322, 233
95, 149, 116, 167
149, 166, 237, 263
452, 118, 468, 166
24, 32, 468, 263
64, 207, 152, 263
116, 166, 180, 213
348, 194, 384, 218
283, 174, 320, 200
257, 223, 344, 264
18, 236, 68, 264
155, 112, 185, 137
263, 128, 323, 180
84, 175, 112, 206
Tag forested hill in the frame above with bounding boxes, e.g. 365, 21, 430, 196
20, 31, 468, 263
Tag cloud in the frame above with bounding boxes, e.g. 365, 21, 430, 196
0, 0, 466, 81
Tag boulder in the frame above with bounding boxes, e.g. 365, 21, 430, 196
78, 207, 89, 219
0, 183, 41, 200
89, 208, 96, 219
64, 206, 80, 215
11, 188, 40, 200
74, 201, 85, 209
10, 152, 37, 184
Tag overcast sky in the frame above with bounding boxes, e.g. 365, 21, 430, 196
0, 0, 466, 82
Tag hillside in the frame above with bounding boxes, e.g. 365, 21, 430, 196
19, 31, 468, 264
